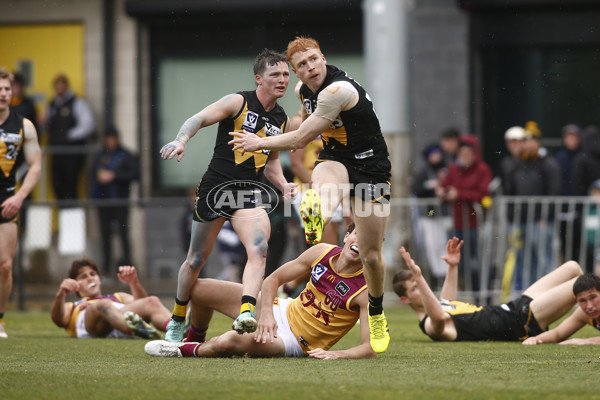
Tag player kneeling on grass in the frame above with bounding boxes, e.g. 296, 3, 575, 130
51, 258, 171, 339
523, 273, 600, 345
145, 222, 376, 359
394, 238, 583, 342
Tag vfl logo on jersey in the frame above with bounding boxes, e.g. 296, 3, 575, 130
263, 123, 281, 137
311, 264, 327, 282
303, 99, 313, 115
335, 281, 350, 297
242, 111, 259, 132
0, 132, 21, 144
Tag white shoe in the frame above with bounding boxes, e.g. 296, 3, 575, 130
145, 340, 198, 357
0, 322, 7, 338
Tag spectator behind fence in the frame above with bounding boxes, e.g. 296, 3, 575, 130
10, 72, 37, 132
499, 126, 525, 194
503, 121, 562, 293
569, 126, 600, 274
46, 73, 95, 201
435, 134, 492, 292
411, 143, 449, 287
412, 143, 446, 198
439, 127, 460, 166
555, 123, 583, 264
571, 125, 600, 197
556, 123, 582, 196
89, 126, 139, 278
583, 180, 600, 276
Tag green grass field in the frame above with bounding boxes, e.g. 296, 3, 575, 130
1, 305, 599, 400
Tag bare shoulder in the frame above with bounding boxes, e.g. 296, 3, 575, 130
23, 118, 39, 138
218, 93, 244, 108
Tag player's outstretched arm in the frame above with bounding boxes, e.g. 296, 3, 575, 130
161, 93, 244, 162
255, 244, 328, 344
523, 308, 587, 345
440, 237, 463, 301
229, 113, 329, 154
560, 336, 600, 345
400, 246, 447, 337
308, 292, 376, 360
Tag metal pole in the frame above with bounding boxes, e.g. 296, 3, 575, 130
17, 202, 26, 311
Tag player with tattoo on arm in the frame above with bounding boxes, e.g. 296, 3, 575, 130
160, 49, 297, 342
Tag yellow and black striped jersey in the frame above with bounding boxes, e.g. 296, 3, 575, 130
298, 65, 384, 158
204, 90, 287, 182
0, 111, 25, 193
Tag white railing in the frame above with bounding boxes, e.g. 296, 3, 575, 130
14, 195, 600, 309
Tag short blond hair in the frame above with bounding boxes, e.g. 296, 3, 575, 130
0, 67, 14, 83
286, 36, 321, 67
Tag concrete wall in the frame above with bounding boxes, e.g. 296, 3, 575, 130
410, 0, 469, 171
0, 0, 105, 131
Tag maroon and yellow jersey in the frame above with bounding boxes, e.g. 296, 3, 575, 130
0, 111, 25, 194
287, 245, 366, 353
65, 293, 125, 337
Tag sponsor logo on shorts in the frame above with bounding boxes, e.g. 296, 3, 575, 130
207, 180, 279, 220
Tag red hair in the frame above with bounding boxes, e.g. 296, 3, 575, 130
286, 36, 321, 67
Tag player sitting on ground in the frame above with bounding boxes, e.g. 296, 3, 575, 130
523, 273, 600, 345
145, 222, 376, 359
394, 238, 582, 342
51, 258, 171, 339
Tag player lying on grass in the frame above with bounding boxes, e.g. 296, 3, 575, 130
51, 258, 170, 339
144, 222, 376, 359
393, 238, 582, 342
523, 273, 600, 345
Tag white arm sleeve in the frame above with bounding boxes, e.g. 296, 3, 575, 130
313, 82, 358, 122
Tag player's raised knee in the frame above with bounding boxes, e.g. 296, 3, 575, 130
145, 295, 162, 307
360, 249, 383, 270
563, 260, 583, 277
187, 252, 205, 270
